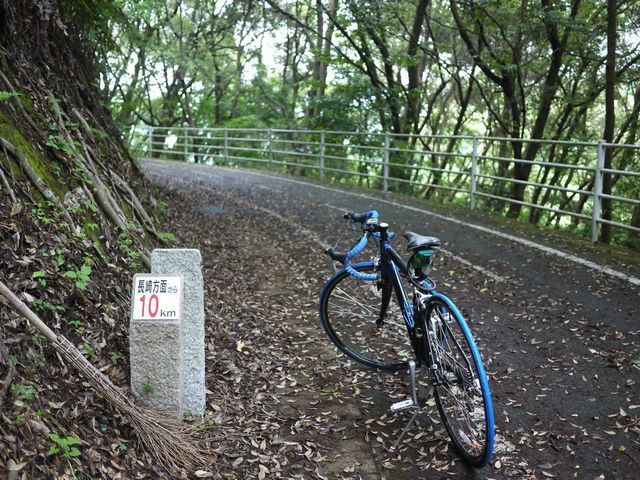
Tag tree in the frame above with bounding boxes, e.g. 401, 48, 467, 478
601, 0, 617, 243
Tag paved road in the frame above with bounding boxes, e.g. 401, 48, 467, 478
145, 159, 640, 479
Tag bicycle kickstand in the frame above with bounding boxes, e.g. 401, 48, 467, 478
390, 360, 433, 450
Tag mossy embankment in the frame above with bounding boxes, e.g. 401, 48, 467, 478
0, 1, 176, 478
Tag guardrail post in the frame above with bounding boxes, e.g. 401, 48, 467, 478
223, 128, 228, 166
319, 131, 325, 182
383, 133, 390, 192
183, 126, 188, 162
268, 129, 273, 170
148, 126, 153, 158
470, 135, 478, 210
591, 141, 605, 242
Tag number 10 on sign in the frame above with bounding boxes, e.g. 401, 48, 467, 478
131, 275, 182, 321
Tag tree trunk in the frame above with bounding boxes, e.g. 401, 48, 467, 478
313, 0, 338, 121
402, 0, 429, 135
507, 0, 578, 217
230, 46, 244, 119
600, 0, 617, 243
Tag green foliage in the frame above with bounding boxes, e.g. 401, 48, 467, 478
64, 264, 92, 290
99, 0, 640, 250
47, 433, 81, 459
32, 270, 47, 287
11, 384, 37, 406
143, 383, 155, 394
32, 204, 56, 225
156, 201, 167, 215
197, 415, 222, 430
83, 342, 96, 359
110, 351, 125, 363
59, 0, 122, 50
46, 132, 80, 157
32, 298, 66, 313
0, 111, 67, 199
90, 127, 109, 140
117, 231, 140, 267
37, 356, 47, 369
70, 164, 93, 185
0, 91, 21, 102
158, 231, 174, 244
53, 252, 66, 271
66, 318, 83, 330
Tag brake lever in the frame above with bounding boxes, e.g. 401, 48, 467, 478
345, 218, 356, 232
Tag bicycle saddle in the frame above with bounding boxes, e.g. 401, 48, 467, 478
403, 231, 441, 251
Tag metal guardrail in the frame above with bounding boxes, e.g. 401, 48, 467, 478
128, 126, 640, 244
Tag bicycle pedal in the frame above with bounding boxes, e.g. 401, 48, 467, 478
390, 399, 415, 412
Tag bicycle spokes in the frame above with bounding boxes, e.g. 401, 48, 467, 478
321, 267, 413, 369
426, 300, 490, 462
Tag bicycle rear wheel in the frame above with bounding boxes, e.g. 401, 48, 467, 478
424, 296, 494, 467
319, 262, 411, 371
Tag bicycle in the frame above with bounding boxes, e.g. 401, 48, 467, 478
318, 209, 495, 467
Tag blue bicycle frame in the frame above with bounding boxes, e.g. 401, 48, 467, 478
334, 210, 434, 353
323, 209, 495, 468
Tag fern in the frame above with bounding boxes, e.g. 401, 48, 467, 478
0, 91, 18, 102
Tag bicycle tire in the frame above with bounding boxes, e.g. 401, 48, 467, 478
423, 295, 494, 467
319, 262, 411, 371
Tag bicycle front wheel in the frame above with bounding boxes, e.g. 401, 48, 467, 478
424, 296, 494, 467
319, 262, 412, 371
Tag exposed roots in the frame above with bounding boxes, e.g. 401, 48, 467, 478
0, 69, 40, 133
0, 136, 77, 232
0, 157, 17, 204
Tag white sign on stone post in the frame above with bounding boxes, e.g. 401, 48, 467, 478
131, 275, 182, 321
129, 249, 206, 418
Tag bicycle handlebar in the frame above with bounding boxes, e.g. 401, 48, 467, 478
344, 210, 379, 224
325, 210, 381, 281
325, 247, 346, 264
343, 234, 377, 281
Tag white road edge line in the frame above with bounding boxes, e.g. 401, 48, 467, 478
251, 205, 328, 248
439, 249, 504, 282
146, 160, 640, 288
323, 202, 347, 212
255, 185, 281, 193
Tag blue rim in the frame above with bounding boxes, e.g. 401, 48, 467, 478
430, 293, 495, 466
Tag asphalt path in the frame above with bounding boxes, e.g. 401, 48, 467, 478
144, 159, 640, 479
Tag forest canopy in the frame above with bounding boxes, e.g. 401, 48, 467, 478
89, 0, 640, 245
96, 0, 640, 141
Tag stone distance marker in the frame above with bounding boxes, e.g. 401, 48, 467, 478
129, 249, 206, 417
